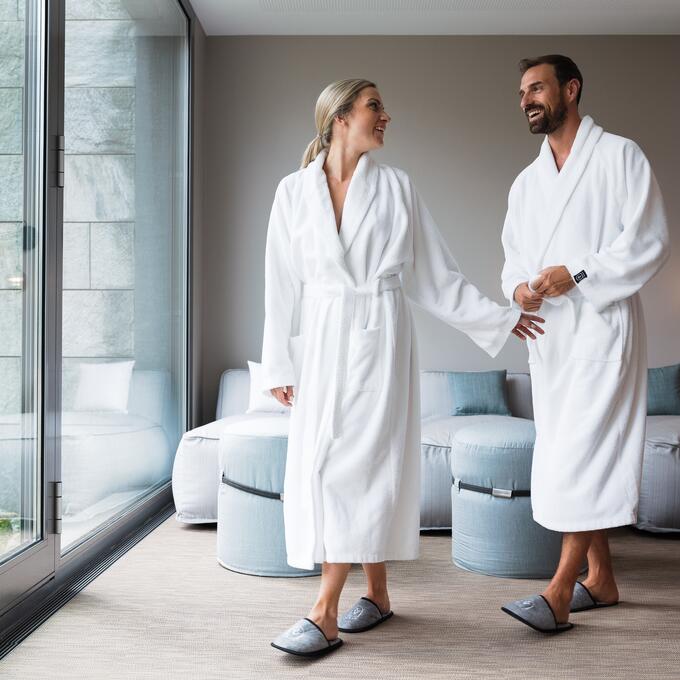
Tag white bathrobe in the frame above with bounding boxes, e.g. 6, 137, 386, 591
501, 115, 670, 532
261, 148, 519, 569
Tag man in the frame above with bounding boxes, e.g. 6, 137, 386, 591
500, 54, 669, 634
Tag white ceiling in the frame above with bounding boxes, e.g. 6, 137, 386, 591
191, 0, 680, 36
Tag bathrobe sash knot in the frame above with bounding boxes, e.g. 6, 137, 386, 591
303, 273, 402, 439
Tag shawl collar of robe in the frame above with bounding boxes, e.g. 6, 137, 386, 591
303, 148, 379, 281
534, 114, 604, 266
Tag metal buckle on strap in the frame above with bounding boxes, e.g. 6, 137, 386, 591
491, 487, 513, 499
453, 479, 530, 499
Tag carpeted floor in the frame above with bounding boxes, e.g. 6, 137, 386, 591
2, 516, 679, 679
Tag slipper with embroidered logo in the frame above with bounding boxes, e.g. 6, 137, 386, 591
570, 581, 619, 613
271, 618, 343, 658
338, 596, 394, 633
501, 594, 574, 634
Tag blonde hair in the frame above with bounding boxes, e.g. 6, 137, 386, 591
300, 78, 377, 168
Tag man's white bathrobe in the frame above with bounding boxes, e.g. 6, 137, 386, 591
501, 115, 669, 532
261, 148, 519, 570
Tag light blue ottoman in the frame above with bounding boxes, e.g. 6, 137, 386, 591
450, 419, 563, 578
217, 432, 321, 577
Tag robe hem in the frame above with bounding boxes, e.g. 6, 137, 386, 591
533, 510, 637, 533
287, 550, 420, 570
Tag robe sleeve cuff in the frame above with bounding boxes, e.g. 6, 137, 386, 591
506, 280, 526, 311
259, 369, 296, 397
565, 259, 609, 313
484, 308, 522, 358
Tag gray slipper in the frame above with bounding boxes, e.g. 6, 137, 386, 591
570, 581, 619, 613
338, 596, 394, 633
501, 594, 574, 634
271, 618, 343, 657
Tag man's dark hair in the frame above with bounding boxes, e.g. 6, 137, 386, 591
519, 54, 583, 104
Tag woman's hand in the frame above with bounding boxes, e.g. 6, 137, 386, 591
271, 385, 295, 407
512, 313, 545, 342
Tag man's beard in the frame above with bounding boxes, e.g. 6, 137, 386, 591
526, 98, 567, 135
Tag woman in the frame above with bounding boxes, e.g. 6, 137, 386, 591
261, 79, 544, 657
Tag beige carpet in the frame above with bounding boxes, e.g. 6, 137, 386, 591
2, 516, 679, 679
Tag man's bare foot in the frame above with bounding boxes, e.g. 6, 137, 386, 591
541, 585, 572, 624
580, 577, 619, 605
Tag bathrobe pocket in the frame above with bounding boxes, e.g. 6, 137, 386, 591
348, 326, 382, 392
288, 334, 306, 386
570, 301, 623, 362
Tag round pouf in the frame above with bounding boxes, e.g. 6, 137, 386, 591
217, 432, 321, 577
450, 419, 562, 578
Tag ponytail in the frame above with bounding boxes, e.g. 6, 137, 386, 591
300, 134, 325, 169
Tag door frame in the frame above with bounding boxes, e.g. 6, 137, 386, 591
0, 0, 61, 615
0, 0, 198, 642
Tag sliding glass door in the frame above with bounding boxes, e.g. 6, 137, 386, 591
0, 0, 190, 619
0, 0, 53, 612
59, 0, 188, 552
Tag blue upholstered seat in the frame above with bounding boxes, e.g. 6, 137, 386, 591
450, 419, 563, 578
636, 415, 680, 533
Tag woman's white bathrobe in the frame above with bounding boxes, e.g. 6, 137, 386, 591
261, 149, 519, 570
501, 115, 670, 532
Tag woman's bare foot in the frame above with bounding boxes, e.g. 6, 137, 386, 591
365, 590, 391, 615
307, 604, 340, 641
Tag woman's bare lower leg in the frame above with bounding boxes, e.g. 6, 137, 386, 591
362, 561, 391, 613
307, 562, 352, 639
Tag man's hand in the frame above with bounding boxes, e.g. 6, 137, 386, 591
512, 313, 546, 342
531, 265, 575, 298
271, 385, 294, 407
514, 282, 544, 312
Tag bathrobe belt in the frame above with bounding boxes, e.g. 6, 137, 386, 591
303, 274, 402, 439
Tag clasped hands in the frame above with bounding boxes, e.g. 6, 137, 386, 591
511, 265, 575, 342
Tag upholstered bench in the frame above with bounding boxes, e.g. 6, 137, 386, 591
636, 415, 680, 533
173, 369, 535, 530
174, 365, 680, 539
634, 364, 680, 533
217, 427, 321, 577
450, 419, 563, 578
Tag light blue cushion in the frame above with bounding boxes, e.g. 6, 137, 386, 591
647, 364, 680, 416
450, 419, 562, 578
451, 418, 535, 490
448, 370, 511, 416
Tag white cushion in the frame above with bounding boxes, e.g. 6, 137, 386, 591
73, 360, 135, 413
246, 361, 288, 414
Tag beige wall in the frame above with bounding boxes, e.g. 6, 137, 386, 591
200, 35, 679, 424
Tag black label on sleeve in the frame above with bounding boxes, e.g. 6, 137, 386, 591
574, 270, 588, 284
